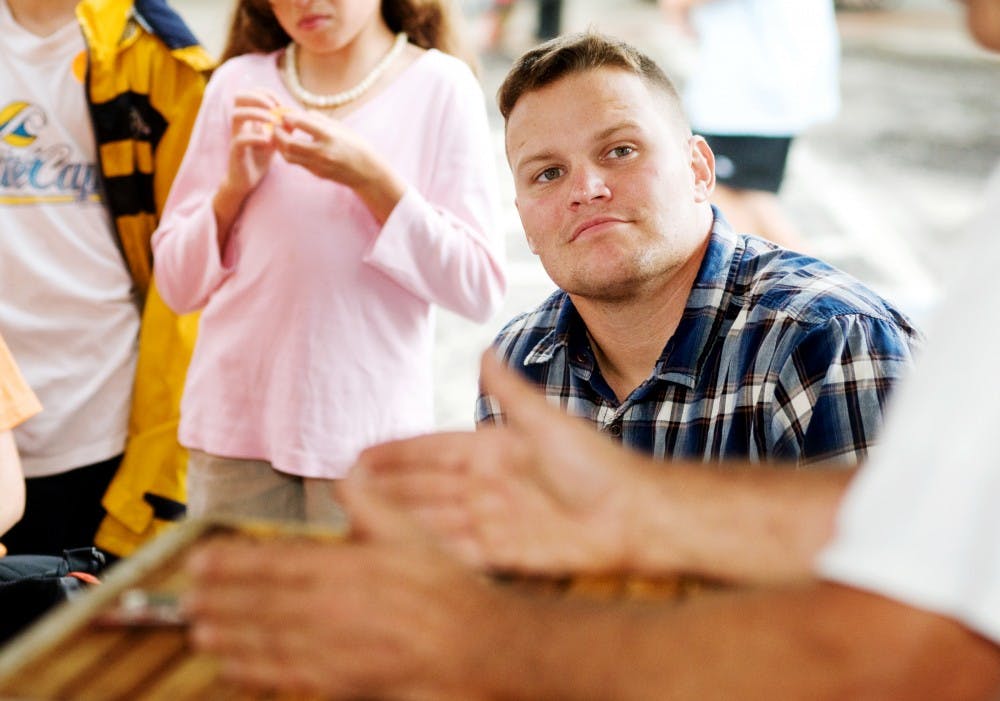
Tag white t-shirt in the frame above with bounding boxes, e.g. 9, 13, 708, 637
685, 0, 840, 136
818, 165, 1000, 644
0, 2, 140, 477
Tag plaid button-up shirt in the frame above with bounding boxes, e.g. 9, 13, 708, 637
477, 218, 921, 466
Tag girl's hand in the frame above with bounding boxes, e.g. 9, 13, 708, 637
214, 90, 286, 246
222, 90, 283, 198
274, 110, 406, 223
273, 110, 374, 189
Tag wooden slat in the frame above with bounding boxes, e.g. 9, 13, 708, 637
72, 630, 187, 701
0, 629, 130, 698
0, 517, 723, 701
0, 519, 221, 688
129, 650, 220, 701
0, 519, 348, 700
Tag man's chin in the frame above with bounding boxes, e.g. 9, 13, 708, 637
561, 275, 650, 304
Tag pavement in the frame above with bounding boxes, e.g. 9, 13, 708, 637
174, 0, 1000, 429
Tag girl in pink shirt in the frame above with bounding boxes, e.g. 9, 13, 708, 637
152, 0, 506, 525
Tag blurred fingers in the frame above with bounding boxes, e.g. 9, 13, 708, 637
231, 106, 277, 136
278, 109, 330, 136
478, 351, 565, 435
366, 470, 471, 510
232, 88, 282, 109
357, 431, 477, 476
272, 128, 316, 164
336, 469, 428, 545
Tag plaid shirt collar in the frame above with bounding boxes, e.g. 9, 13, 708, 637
521, 210, 744, 392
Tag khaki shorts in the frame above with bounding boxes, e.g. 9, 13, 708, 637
186, 449, 347, 531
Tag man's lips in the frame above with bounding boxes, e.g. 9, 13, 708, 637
570, 217, 627, 242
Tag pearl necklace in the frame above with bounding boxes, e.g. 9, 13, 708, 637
283, 32, 408, 109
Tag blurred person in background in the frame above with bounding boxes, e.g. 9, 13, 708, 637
0, 0, 212, 560
536, 0, 562, 40
660, 0, 841, 252
484, 0, 564, 54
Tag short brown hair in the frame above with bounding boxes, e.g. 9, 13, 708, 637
498, 32, 686, 125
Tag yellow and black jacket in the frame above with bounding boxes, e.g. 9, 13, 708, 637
77, 0, 214, 556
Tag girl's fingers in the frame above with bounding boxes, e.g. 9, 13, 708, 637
232, 129, 274, 149
277, 110, 330, 139
231, 106, 278, 133
233, 88, 283, 110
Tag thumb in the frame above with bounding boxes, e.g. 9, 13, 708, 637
337, 466, 425, 545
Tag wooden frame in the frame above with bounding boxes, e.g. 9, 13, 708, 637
0, 516, 719, 699
0, 518, 343, 701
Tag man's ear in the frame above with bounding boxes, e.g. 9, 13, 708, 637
689, 135, 716, 202
515, 198, 540, 254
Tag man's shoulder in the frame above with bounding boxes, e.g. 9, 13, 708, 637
732, 236, 915, 329
492, 289, 568, 360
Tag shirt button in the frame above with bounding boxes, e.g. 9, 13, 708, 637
607, 422, 622, 437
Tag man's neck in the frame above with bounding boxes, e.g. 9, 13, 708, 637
6, 0, 80, 37
572, 238, 710, 404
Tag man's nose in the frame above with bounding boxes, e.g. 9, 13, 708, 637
569, 167, 611, 206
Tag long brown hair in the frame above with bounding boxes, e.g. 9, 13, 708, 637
219, 0, 475, 70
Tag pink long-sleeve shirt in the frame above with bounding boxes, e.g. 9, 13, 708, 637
152, 49, 506, 478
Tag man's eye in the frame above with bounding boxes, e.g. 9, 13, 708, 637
536, 167, 563, 183
608, 145, 635, 159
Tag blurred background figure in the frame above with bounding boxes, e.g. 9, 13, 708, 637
537, 0, 564, 40
0, 0, 211, 560
484, 0, 518, 52
660, 0, 841, 252
483, 0, 564, 54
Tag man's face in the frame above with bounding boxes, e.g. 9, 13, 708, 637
505, 68, 714, 303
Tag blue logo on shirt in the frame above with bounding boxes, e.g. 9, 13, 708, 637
0, 101, 101, 204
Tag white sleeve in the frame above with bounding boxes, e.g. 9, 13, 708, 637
817, 166, 1000, 644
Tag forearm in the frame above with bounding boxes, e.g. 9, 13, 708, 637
351, 151, 406, 225
212, 182, 249, 251
625, 463, 854, 584
358, 96, 505, 321
153, 195, 236, 314
476, 582, 1000, 701
151, 70, 247, 313
362, 185, 506, 323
